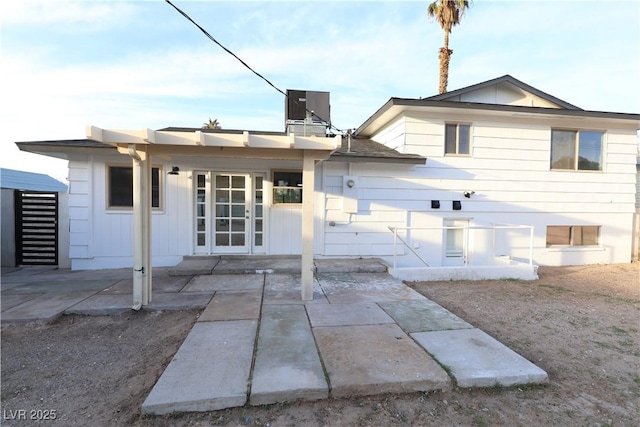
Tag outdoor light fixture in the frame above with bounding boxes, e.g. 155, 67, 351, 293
346, 179, 355, 188
168, 166, 180, 175
464, 191, 475, 198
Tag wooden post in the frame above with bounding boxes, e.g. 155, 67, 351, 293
301, 151, 316, 301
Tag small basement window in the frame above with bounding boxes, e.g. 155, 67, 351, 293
546, 225, 600, 247
273, 170, 302, 204
108, 165, 161, 209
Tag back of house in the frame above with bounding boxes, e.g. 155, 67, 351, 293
16, 76, 640, 275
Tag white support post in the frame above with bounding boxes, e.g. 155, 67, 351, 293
130, 145, 152, 310
301, 151, 316, 301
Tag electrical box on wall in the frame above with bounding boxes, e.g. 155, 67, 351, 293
342, 175, 358, 213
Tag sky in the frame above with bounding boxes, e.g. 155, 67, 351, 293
1, 0, 639, 183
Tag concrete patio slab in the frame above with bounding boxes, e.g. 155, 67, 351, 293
100, 276, 190, 294
306, 302, 394, 327
379, 299, 474, 333
169, 257, 219, 276
1, 294, 40, 311
263, 274, 327, 304
2, 279, 116, 295
141, 320, 257, 415
213, 256, 301, 274
317, 273, 424, 304
315, 258, 388, 274
182, 274, 264, 292
198, 290, 262, 322
411, 328, 548, 388
147, 292, 214, 311
65, 294, 133, 315
1, 292, 96, 323
1, 281, 28, 292
313, 324, 451, 398
250, 305, 328, 405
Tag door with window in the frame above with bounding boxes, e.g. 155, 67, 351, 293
194, 172, 265, 254
444, 219, 469, 266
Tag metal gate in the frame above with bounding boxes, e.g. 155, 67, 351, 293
14, 190, 59, 265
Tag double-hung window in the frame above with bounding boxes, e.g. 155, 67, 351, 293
550, 129, 603, 171
445, 123, 471, 155
107, 165, 161, 209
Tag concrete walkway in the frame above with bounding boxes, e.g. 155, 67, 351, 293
1, 258, 548, 415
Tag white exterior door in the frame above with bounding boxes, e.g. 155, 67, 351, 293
444, 219, 469, 266
194, 172, 265, 255
214, 173, 250, 253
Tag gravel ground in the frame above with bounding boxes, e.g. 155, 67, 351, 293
1, 263, 638, 426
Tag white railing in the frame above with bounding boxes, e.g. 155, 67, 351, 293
388, 224, 535, 271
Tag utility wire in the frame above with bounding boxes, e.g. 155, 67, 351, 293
165, 0, 343, 135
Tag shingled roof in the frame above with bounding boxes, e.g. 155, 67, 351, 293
329, 136, 426, 164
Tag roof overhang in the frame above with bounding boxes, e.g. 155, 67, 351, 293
87, 126, 339, 152
356, 99, 640, 138
17, 127, 340, 161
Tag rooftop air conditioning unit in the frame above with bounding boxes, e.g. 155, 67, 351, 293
285, 90, 330, 136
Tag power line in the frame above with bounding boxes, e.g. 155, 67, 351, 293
165, 0, 343, 135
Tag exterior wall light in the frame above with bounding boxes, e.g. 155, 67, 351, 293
168, 166, 180, 175
346, 179, 355, 188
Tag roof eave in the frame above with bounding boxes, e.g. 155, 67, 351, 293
355, 99, 640, 138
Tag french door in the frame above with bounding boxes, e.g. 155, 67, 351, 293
194, 172, 265, 254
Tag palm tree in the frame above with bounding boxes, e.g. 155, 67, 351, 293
427, 0, 471, 94
202, 118, 221, 129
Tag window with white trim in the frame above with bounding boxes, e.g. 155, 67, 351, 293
546, 225, 600, 247
550, 129, 603, 171
107, 165, 161, 209
272, 170, 302, 204
445, 123, 471, 155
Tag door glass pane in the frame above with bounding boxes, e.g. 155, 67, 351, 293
256, 176, 263, 189
197, 204, 205, 217
216, 190, 229, 203
197, 233, 205, 246
216, 176, 229, 188
255, 205, 263, 217
231, 234, 244, 246
217, 204, 229, 217
255, 234, 262, 246
197, 189, 205, 202
231, 219, 245, 232
216, 233, 229, 246
197, 219, 206, 231
231, 176, 245, 188
232, 190, 244, 203
197, 174, 205, 187
446, 228, 464, 257
255, 219, 263, 232
216, 219, 229, 232
231, 205, 244, 217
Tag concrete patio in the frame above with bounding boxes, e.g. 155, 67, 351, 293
1, 256, 548, 415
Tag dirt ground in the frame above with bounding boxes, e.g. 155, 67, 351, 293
1, 263, 638, 426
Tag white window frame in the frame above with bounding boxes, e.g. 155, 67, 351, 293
444, 123, 472, 156
550, 129, 604, 172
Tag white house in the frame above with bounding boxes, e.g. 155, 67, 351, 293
17, 76, 640, 291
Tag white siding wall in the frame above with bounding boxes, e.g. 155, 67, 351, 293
67, 154, 306, 269
325, 112, 637, 267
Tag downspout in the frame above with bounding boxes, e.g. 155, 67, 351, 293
128, 144, 144, 311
